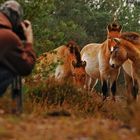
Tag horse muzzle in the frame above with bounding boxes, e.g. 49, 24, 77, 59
110, 64, 119, 69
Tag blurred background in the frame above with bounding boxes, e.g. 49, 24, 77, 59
0, 0, 139, 55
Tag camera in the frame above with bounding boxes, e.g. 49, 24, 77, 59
15, 22, 28, 41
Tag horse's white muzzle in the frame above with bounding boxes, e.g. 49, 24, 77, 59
109, 59, 118, 69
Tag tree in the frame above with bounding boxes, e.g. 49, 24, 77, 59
0, 0, 139, 55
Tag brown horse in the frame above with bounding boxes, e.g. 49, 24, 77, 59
81, 22, 122, 100
34, 41, 86, 87
109, 32, 140, 100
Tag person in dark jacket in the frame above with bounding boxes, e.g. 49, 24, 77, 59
0, 0, 36, 95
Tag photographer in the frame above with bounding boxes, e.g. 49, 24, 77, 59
0, 0, 36, 96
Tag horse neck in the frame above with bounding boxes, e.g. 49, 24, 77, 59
69, 54, 76, 62
101, 40, 110, 57
122, 40, 140, 62
56, 46, 72, 73
107, 31, 121, 39
54, 45, 66, 55
64, 47, 79, 74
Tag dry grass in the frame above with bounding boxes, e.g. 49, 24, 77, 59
0, 79, 140, 140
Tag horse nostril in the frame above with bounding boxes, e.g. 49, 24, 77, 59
111, 64, 115, 68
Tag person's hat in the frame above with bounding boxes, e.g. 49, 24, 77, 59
0, 0, 23, 17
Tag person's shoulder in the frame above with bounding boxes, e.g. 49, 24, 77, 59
0, 28, 21, 45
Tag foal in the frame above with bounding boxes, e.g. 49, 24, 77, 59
35, 41, 86, 87
81, 22, 122, 100
109, 32, 140, 100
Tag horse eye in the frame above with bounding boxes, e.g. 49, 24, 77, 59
114, 46, 119, 51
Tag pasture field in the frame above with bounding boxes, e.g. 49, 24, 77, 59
0, 81, 140, 140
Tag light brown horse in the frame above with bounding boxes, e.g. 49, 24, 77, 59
34, 41, 86, 87
81, 22, 122, 100
109, 32, 140, 100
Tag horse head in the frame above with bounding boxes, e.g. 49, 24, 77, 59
107, 22, 122, 36
109, 32, 140, 68
72, 60, 86, 87
109, 38, 128, 69
65, 40, 86, 87
107, 22, 122, 54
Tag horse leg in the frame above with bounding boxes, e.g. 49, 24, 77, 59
124, 71, 132, 100
111, 81, 116, 101
91, 79, 98, 92
101, 80, 108, 101
132, 80, 138, 100
110, 70, 120, 101
84, 74, 92, 91
124, 71, 138, 102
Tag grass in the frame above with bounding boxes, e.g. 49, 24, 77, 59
0, 79, 140, 140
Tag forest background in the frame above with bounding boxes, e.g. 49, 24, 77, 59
0, 0, 139, 56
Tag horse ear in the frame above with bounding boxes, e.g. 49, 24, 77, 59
107, 24, 112, 32
72, 60, 76, 68
82, 61, 86, 67
113, 38, 121, 44
118, 25, 122, 32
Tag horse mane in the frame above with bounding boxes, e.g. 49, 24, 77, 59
66, 40, 82, 67
74, 46, 83, 67
121, 32, 140, 45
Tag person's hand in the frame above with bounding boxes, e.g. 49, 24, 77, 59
21, 20, 33, 44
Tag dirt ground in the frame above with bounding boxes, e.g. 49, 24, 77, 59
0, 114, 139, 140
0, 95, 140, 140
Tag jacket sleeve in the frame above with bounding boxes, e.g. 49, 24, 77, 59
17, 42, 36, 75
2, 29, 36, 76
